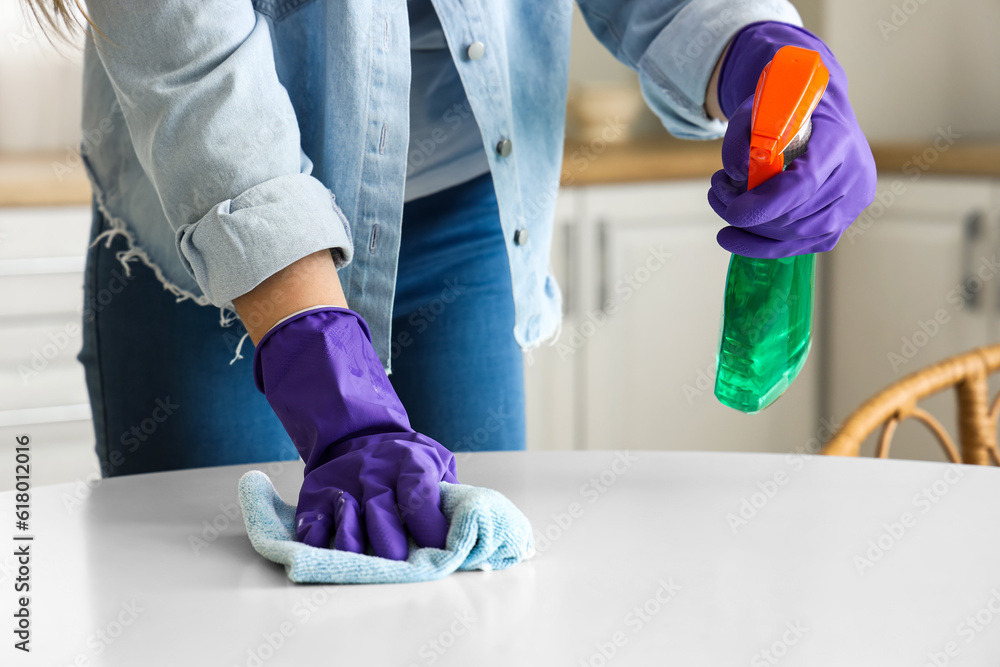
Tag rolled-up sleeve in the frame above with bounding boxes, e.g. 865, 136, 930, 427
86, 0, 354, 307
575, 0, 803, 139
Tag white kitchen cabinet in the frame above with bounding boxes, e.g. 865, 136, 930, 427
577, 182, 820, 453
531, 176, 1000, 460
525, 181, 822, 454
0, 205, 97, 492
9, 180, 995, 471
827, 176, 999, 461
523, 190, 579, 451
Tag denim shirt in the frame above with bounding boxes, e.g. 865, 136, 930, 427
79, 0, 801, 370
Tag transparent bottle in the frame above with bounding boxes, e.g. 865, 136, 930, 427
714, 46, 830, 414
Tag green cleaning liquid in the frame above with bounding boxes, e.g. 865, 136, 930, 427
714, 254, 814, 414
712, 45, 829, 414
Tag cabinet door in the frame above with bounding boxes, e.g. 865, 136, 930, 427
986, 180, 1000, 412
524, 189, 580, 451
0, 206, 98, 491
827, 177, 995, 462
982, 179, 1000, 344
578, 182, 819, 453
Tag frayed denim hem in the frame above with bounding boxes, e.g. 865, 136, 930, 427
85, 162, 250, 365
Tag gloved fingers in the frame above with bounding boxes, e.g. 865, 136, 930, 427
708, 169, 745, 219
742, 150, 874, 240
426, 437, 459, 484
396, 453, 451, 549
295, 485, 347, 549
762, 196, 848, 242
717, 225, 841, 259
360, 475, 409, 561
443, 457, 458, 484
331, 491, 366, 554
719, 95, 754, 182
729, 191, 850, 242
295, 509, 335, 549
406, 433, 459, 484
397, 483, 450, 549
719, 108, 851, 230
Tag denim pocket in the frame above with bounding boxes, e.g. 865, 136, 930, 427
251, 0, 316, 21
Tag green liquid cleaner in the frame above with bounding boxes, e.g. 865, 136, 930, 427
714, 253, 814, 414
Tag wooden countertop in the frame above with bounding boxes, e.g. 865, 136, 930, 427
0, 151, 93, 207
2, 139, 998, 207
561, 136, 1000, 185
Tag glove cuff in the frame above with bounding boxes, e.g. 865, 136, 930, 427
717, 21, 831, 119
252, 305, 373, 394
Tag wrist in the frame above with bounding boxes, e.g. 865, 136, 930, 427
717, 21, 830, 119
705, 39, 730, 121
233, 249, 348, 344
261, 305, 370, 344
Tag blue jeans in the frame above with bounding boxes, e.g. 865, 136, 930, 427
78, 171, 526, 477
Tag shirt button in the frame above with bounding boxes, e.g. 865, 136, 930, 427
467, 41, 485, 61
496, 138, 512, 157
514, 228, 530, 246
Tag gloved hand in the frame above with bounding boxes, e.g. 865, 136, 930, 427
708, 21, 877, 258
252, 306, 457, 561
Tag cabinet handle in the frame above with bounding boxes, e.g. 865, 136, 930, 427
560, 222, 576, 318
995, 210, 1000, 315
961, 210, 983, 310
597, 219, 609, 312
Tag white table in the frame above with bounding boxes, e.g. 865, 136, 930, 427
2, 451, 999, 666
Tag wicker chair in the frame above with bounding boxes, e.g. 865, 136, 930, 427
821, 343, 1000, 465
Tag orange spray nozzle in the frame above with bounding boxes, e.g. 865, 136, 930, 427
748, 45, 829, 190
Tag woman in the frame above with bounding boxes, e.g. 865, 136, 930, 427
28, 0, 875, 560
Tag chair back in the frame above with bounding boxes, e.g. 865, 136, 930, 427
821, 344, 1000, 465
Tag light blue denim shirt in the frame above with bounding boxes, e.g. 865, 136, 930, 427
80, 0, 802, 370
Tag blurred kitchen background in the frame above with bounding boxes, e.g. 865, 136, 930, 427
1, 1, 999, 490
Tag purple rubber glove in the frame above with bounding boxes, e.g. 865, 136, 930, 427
709, 21, 876, 258
252, 306, 458, 561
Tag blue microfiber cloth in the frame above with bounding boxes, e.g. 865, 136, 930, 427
237, 470, 535, 584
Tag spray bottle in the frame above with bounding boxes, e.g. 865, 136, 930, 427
714, 46, 830, 414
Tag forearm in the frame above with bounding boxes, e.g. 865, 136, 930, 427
86, 1, 355, 311
575, 0, 801, 138
233, 250, 348, 344
705, 40, 731, 122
